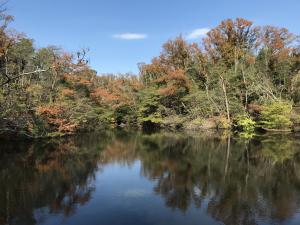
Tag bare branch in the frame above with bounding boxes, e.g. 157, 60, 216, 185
0, 68, 48, 87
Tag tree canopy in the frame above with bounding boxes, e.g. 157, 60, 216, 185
0, 11, 299, 137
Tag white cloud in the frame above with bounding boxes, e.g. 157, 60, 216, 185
187, 28, 210, 40
112, 33, 148, 40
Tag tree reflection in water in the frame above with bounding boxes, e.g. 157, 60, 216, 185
1, 131, 300, 225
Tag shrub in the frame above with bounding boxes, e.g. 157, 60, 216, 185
234, 115, 256, 133
217, 116, 231, 129
260, 101, 292, 129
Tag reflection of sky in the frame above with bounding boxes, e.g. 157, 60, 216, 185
2, 132, 298, 225
122, 188, 151, 198
34, 160, 219, 225
283, 213, 300, 225
257, 213, 300, 225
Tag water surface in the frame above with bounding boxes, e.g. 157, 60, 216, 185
1, 131, 300, 225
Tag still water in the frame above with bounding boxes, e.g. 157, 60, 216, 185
1, 131, 300, 225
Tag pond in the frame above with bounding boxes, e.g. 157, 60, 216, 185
1, 131, 300, 225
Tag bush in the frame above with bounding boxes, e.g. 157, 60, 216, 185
161, 115, 185, 129
260, 101, 292, 129
217, 116, 231, 129
235, 115, 256, 133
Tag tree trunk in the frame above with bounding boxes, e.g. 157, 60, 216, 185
205, 82, 220, 115
220, 75, 230, 123
241, 65, 248, 110
234, 46, 238, 76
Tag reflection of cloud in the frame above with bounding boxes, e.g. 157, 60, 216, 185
193, 186, 201, 196
122, 188, 150, 197
112, 33, 148, 40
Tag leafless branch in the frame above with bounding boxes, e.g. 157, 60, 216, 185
0, 68, 48, 87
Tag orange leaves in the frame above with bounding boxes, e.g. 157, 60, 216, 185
140, 36, 200, 98
160, 36, 201, 70
167, 69, 188, 83
78, 78, 92, 86
236, 18, 253, 29
140, 58, 169, 84
63, 73, 73, 81
246, 55, 256, 65
204, 18, 295, 67
57, 121, 77, 133
204, 18, 259, 65
37, 105, 77, 134
63, 72, 92, 87
139, 37, 194, 100
51, 52, 73, 72
161, 37, 189, 69
61, 88, 75, 97
157, 84, 177, 96
129, 77, 143, 91
155, 69, 190, 97
262, 26, 293, 50
140, 36, 202, 86
261, 26, 295, 62
37, 105, 63, 116
91, 87, 119, 103
91, 76, 142, 109
155, 69, 188, 84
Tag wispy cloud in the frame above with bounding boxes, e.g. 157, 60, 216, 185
187, 28, 210, 40
112, 33, 148, 40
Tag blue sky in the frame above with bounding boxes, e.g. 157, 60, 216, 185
8, 0, 300, 74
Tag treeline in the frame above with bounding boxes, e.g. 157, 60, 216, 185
1, 10, 300, 137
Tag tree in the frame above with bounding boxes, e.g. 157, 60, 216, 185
1, 12, 300, 136
203, 18, 260, 122
260, 101, 292, 130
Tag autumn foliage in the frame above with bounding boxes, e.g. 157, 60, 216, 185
37, 105, 77, 134
0, 12, 300, 136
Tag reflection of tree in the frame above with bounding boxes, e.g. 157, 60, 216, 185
135, 133, 300, 225
100, 133, 138, 166
1, 132, 300, 225
0, 134, 106, 225
134, 133, 227, 210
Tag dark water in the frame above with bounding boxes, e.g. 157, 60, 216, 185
1, 131, 300, 225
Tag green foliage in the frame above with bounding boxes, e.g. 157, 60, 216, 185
261, 138, 295, 163
99, 110, 115, 126
183, 117, 205, 130
260, 102, 292, 130
161, 115, 185, 129
291, 72, 300, 103
238, 132, 255, 139
191, 117, 203, 126
1, 11, 299, 137
114, 105, 137, 126
140, 115, 163, 124
137, 88, 163, 126
234, 115, 256, 133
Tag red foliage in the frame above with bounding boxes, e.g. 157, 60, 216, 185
261, 26, 295, 62
91, 76, 142, 109
204, 18, 259, 65
63, 72, 92, 87
155, 69, 190, 97
61, 88, 75, 97
37, 105, 63, 116
91, 87, 119, 103
37, 105, 77, 134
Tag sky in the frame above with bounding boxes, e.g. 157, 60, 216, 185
8, 0, 300, 74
